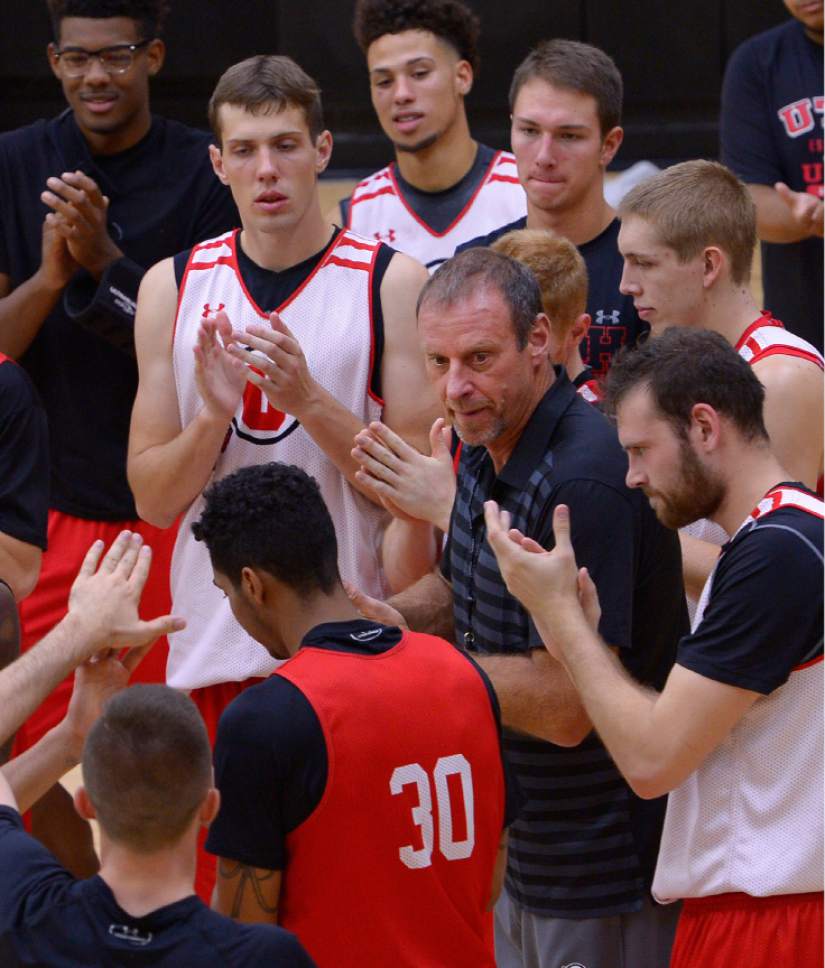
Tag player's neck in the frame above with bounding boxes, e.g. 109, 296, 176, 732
279, 585, 364, 658
713, 445, 791, 537
564, 352, 586, 382
702, 282, 762, 348
526, 189, 614, 246
239, 202, 333, 272
394, 117, 477, 192
98, 836, 196, 917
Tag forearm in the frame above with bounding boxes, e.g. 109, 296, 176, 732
1, 721, 80, 813
533, 607, 664, 794
128, 408, 231, 528
0, 538, 41, 603
382, 519, 441, 594
473, 649, 592, 747
749, 185, 818, 243
0, 272, 64, 359
0, 613, 96, 745
679, 532, 720, 602
388, 570, 454, 638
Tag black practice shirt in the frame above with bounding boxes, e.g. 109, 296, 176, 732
442, 371, 688, 917
206, 620, 523, 871
721, 19, 824, 351
457, 217, 648, 376
0, 111, 238, 519
0, 807, 315, 967
0, 357, 48, 551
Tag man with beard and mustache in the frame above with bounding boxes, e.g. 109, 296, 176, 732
617, 160, 823, 609
350, 247, 688, 968
483, 327, 823, 968
336, 0, 526, 273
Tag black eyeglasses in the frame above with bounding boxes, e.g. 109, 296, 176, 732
53, 40, 151, 77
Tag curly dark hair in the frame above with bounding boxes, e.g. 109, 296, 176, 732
353, 0, 480, 74
192, 462, 341, 597
46, 0, 171, 40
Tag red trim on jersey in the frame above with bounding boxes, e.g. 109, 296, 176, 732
452, 440, 463, 475
385, 150, 510, 239
0, 352, 9, 365
326, 255, 373, 272
734, 311, 782, 351
749, 345, 824, 369
172, 231, 240, 341
750, 484, 824, 521
794, 653, 824, 672
487, 173, 521, 185
349, 185, 396, 208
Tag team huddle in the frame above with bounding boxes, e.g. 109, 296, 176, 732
0, 0, 821, 967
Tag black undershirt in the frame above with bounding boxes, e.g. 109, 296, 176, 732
174, 228, 393, 399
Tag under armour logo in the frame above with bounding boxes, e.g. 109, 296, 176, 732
109, 924, 153, 946
373, 229, 396, 243
595, 309, 621, 325
202, 302, 226, 317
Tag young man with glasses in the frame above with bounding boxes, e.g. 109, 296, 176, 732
0, 0, 237, 878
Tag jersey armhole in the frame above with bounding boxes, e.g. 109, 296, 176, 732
369, 244, 394, 401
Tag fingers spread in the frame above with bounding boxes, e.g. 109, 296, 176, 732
99, 530, 134, 573
78, 538, 106, 577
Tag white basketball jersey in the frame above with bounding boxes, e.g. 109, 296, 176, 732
654, 487, 824, 902
168, 228, 387, 690
347, 151, 526, 271
682, 314, 824, 617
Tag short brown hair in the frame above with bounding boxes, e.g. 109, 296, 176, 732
618, 160, 756, 286
209, 55, 324, 145
353, 0, 480, 74
491, 229, 587, 340
509, 39, 622, 136
418, 247, 542, 350
82, 685, 212, 853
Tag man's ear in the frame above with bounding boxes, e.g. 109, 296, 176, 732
200, 787, 221, 827
600, 126, 623, 168
455, 59, 473, 97
315, 130, 333, 175
689, 402, 722, 452
701, 246, 725, 289
569, 312, 591, 345
74, 786, 96, 822
209, 143, 228, 185
146, 38, 165, 77
527, 312, 552, 362
240, 566, 266, 605
47, 43, 61, 81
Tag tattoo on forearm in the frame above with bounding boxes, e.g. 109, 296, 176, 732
219, 859, 279, 918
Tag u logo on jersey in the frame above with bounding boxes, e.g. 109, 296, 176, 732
231, 380, 300, 445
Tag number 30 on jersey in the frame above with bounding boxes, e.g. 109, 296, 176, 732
390, 754, 475, 869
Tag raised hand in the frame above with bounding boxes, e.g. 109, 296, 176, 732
193, 311, 247, 422
67, 531, 186, 659
343, 581, 408, 628
39, 213, 78, 290
352, 417, 456, 531
228, 311, 317, 418
40, 170, 124, 277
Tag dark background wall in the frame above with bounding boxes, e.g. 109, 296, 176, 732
0, 1, 788, 173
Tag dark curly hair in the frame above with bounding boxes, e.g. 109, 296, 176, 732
192, 462, 341, 598
353, 0, 480, 74
46, 0, 170, 40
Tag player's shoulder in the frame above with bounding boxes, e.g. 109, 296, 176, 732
218, 673, 318, 747
730, 494, 823, 571
0, 117, 53, 167
153, 115, 215, 152
729, 18, 802, 69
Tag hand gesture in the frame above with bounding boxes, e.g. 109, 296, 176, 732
67, 531, 186, 659
483, 502, 597, 632
228, 311, 317, 418
39, 213, 78, 290
775, 182, 824, 239
343, 580, 408, 628
40, 170, 124, 278
193, 311, 247, 422
352, 418, 456, 531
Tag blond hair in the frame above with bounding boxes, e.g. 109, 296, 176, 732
491, 229, 587, 339
618, 160, 756, 285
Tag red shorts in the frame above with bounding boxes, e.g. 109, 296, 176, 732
671, 892, 824, 968
13, 510, 177, 755
190, 676, 266, 903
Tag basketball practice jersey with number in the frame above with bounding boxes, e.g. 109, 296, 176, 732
169, 228, 387, 690
275, 630, 505, 967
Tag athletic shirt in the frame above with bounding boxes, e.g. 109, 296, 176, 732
654, 485, 824, 901
274, 627, 505, 967
682, 313, 824, 611
721, 18, 823, 351
346, 146, 526, 272
168, 228, 388, 689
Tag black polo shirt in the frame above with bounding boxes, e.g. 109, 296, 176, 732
442, 370, 687, 918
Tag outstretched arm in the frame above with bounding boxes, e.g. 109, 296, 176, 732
484, 501, 759, 798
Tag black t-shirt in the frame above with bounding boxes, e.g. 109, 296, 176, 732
0, 111, 239, 519
721, 19, 824, 351
457, 217, 648, 375
206, 620, 523, 871
174, 229, 394, 400
0, 357, 48, 550
678, 492, 823, 692
0, 807, 315, 967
